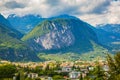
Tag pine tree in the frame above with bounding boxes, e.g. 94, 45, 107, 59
107, 52, 120, 80
79, 73, 83, 80
93, 65, 105, 80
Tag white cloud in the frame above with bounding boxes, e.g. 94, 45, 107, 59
0, 0, 120, 26
76, 0, 120, 26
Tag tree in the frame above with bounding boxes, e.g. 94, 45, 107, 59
55, 63, 61, 70
16, 72, 20, 80
0, 64, 17, 78
107, 52, 120, 80
93, 65, 105, 80
114, 52, 120, 74
79, 73, 83, 80
53, 75, 63, 80
25, 77, 33, 80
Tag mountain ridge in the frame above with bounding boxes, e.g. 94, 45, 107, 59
1, 14, 119, 61
7, 14, 45, 34
0, 14, 40, 61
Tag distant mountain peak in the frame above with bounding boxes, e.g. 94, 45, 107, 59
96, 24, 120, 35
7, 14, 17, 18
7, 14, 41, 18
96, 24, 120, 27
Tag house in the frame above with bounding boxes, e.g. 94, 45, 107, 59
13, 76, 16, 80
80, 68, 89, 78
48, 77, 53, 80
82, 73, 87, 78
103, 64, 109, 72
80, 68, 89, 74
88, 66, 94, 71
28, 73, 38, 79
69, 71, 81, 79
62, 66, 72, 72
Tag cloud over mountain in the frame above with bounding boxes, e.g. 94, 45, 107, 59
0, 0, 120, 25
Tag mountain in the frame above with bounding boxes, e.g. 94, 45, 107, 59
0, 14, 40, 61
0, 14, 23, 39
22, 16, 107, 55
97, 24, 120, 34
96, 24, 120, 52
7, 14, 45, 34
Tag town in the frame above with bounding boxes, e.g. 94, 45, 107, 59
0, 52, 120, 80
0, 58, 109, 80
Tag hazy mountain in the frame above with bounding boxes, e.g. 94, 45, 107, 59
97, 24, 120, 35
0, 14, 40, 61
0, 14, 23, 39
96, 24, 120, 52
7, 14, 45, 34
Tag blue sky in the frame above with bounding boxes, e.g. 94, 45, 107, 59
0, 0, 120, 26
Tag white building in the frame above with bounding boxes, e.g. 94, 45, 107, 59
88, 66, 94, 71
103, 65, 109, 72
62, 66, 72, 72
28, 73, 38, 79
69, 71, 81, 79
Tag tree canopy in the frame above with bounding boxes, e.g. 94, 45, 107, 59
0, 64, 17, 78
107, 52, 120, 80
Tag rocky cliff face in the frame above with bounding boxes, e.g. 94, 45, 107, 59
34, 22, 75, 50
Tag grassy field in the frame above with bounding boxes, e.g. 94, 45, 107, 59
38, 41, 111, 61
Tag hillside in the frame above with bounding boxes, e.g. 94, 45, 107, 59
0, 14, 40, 61
0, 14, 23, 39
